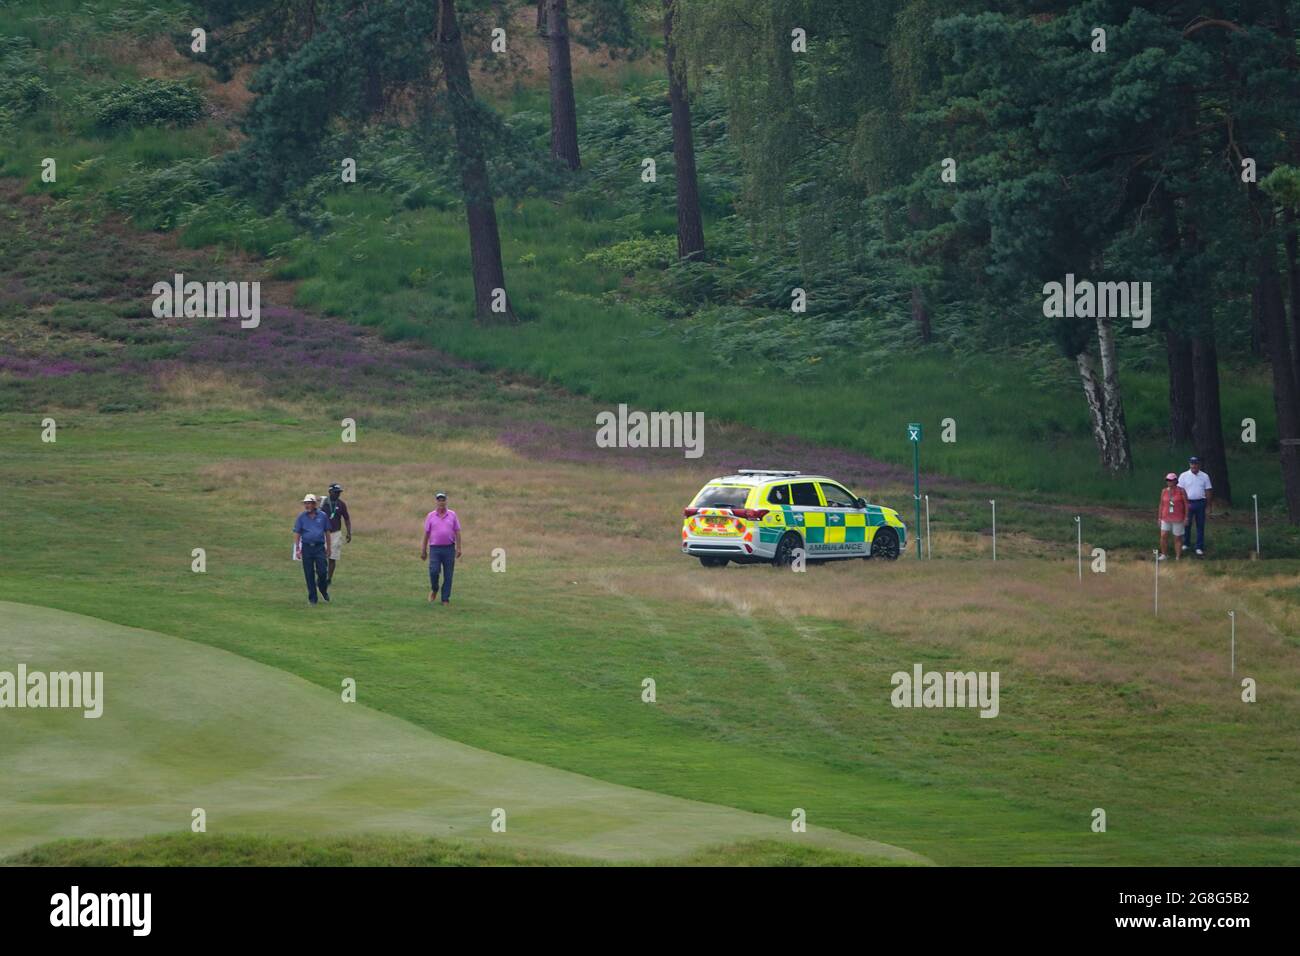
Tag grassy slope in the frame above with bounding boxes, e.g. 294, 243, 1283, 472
2, 330, 1298, 866
0, 601, 916, 865
281, 188, 1285, 510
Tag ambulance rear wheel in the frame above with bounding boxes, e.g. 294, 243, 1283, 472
698, 556, 729, 568
772, 532, 802, 567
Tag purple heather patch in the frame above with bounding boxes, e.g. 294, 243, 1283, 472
497, 419, 916, 488
0, 356, 93, 378
168, 299, 452, 395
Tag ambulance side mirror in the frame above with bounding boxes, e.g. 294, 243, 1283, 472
855, 498, 866, 509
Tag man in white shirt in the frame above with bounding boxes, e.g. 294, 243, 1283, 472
1178, 456, 1213, 556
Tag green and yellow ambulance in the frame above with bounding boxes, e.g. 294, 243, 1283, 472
681, 469, 906, 567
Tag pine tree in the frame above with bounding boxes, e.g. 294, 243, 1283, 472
436, 0, 513, 320
537, 0, 581, 169
535, 0, 645, 172
198, 0, 516, 322
663, 0, 705, 260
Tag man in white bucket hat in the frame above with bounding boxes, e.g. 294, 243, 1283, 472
293, 493, 332, 605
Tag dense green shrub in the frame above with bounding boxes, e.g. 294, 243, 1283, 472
581, 234, 677, 274
89, 79, 204, 129
0, 74, 50, 114
0, 34, 49, 125
105, 158, 219, 230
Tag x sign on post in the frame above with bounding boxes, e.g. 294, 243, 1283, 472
908, 423, 922, 558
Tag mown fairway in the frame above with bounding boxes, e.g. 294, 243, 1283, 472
3, 364, 1298, 865
0, 602, 921, 864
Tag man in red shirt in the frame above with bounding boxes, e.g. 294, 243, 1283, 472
1158, 472, 1188, 561
420, 491, 462, 605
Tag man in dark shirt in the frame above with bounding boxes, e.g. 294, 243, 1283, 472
321, 482, 352, 585
292, 494, 332, 605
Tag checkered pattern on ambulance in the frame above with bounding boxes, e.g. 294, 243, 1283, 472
681, 470, 905, 567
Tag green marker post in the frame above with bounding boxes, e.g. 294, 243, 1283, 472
907, 423, 922, 558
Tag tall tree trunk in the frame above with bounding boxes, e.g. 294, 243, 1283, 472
436, 0, 513, 322
1286, 0, 1300, 376
1191, 332, 1232, 506
907, 201, 932, 344
1245, 94, 1300, 522
1258, 253, 1300, 521
364, 63, 384, 114
538, 0, 580, 170
1252, 277, 1267, 358
1267, 0, 1300, 520
1166, 329, 1196, 445
910, 286, 931, 344
663, 0, 705, 260
1157, 184, 1194, 442
1287, 208, 1300, 385
1094, 315, 1133, 474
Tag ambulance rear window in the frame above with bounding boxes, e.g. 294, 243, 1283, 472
791, 482, 821, 506
692, 485, 749, 508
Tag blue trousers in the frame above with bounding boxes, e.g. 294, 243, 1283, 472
429, 545, 455, 602
1183, 499, 1207, 551
302, 543, 328, 602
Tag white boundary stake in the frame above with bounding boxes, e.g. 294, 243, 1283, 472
990, 499, 997, 561
925, 494, 932, 560
1252, 494, 1260, 557
1075, 515, 1082, 581
1229, 610, 1236, 675
1152, 549, 1160, 616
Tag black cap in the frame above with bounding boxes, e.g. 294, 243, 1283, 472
1188, 456, 1200, 464
329, 483, 342, 492
435, 491, 447, 499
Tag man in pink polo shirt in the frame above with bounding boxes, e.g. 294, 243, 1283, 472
420, 491, 462, 605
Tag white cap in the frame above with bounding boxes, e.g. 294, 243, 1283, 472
302, 493, 318, 503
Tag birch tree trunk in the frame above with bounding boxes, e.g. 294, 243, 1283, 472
1076, 350, 1111, 470
1094, 314, 1133, 474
